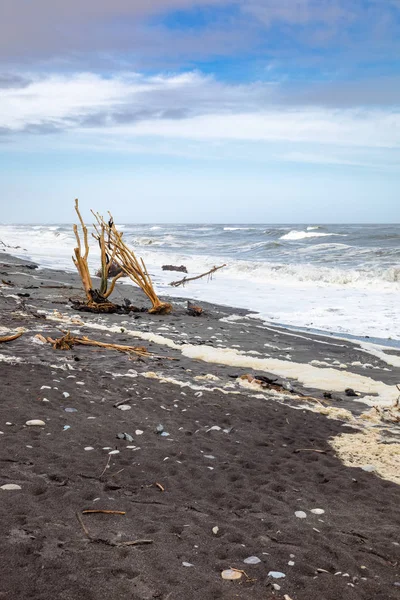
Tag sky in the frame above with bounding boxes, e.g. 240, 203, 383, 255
0, 0, 399, 223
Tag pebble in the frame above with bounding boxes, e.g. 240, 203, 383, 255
244, 556, 261, 565
295, 511, 307, 519
204, 455, 216, 460
182, 562, 194, 568
206, 426, 222, 432
26, 420, 46, 427
63, 425, 71, 431
268, 571, 286, 579
64, 408, 77, 413
160, 432, 170, 437
62, 392, 70, 398
310, 508, 325, 515
156, 424, 164, 433
1, 484, 22, 490
212, 526, 219, 535
272, 583, 281, 591
108, 450, 120, 455
117, 405, 131, 411
221, 569, 242, 580
84, 446, 94, 451
288, 561, 295, 566
135, 430, 144, 436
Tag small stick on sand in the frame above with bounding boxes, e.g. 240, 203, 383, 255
99, 455, 111, 478
155, 482, 165, 492
82, 510, 126, 515
170, 264, 226, 287
118, 539, 153, 547
294, 448, 327, 454
76, 511, 91, 539
0, 331, 23, 343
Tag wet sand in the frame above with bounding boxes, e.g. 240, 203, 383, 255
0, 253, 399, 599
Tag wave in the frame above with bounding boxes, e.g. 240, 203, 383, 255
306, 226, 321, 231
280, 230, 344, 241
223, 227, 258, 231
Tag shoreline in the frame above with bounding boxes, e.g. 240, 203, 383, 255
0, 252, 399, 599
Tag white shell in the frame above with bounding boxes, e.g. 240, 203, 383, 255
221, 569, 242, 580
310, 508, 325, 515
295, 511, 307, 519
1, 484, 22, 490
26, 420, 45, 426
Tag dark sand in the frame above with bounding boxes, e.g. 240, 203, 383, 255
0, 254, 399, 600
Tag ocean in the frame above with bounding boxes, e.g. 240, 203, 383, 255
1, 223, 399, 344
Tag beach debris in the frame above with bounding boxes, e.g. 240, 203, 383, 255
95, 260, 125, 279
244, 556, 261, 565
108, 450, 120, 455
345, 388, 358, 397
84, 447, 95, 451
82, 510, 125, 515
64, 407, 77, 413
310, 508, 325, 515
26, 419, 45, 427
1, 484, 22, 490
63, 425, 71, 431
155, 482, 165, 492
92, 209, 172, 314
135, 429, 144, 435
155, 424, 164, 434
187, 302, 203, 316
117, 405, 132, 411
360, 395, 400, 424
295, 511, 307, 519
268, 571, 286, 579
170, 264, 226, 288
221, 569, 243, 581
75, 511, 152, 546
160, 432, 170, 437
212, 526, 219, 535
36, 331, 151, 358
182, 562, 194, 567
72, 200, 124, 312
0, 331, 24, 343
162, 264, 188, 273
206, 426, 222, 432
294, 448, 327, 454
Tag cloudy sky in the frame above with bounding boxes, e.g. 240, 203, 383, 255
0, 0, 399, 222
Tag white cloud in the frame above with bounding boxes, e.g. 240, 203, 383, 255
1, 71, 399, 169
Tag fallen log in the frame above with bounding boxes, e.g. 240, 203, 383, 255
162, 264, 188, 273
170, 264, 226, 287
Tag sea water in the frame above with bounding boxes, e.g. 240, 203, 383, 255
0, 223, 399, 343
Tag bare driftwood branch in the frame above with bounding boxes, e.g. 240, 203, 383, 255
37, 331, 150, 357
170, 264, 226, 287
92, 211, 172, 314
0, 331, 23, 343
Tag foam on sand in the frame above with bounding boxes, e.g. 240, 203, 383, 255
47, 312, 399, 406
330, 430, 400, 485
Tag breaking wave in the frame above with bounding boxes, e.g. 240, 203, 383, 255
280, 230, 345, 241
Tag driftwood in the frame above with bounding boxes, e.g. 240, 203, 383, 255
72, 199, 123, 311
162, 264, 188, 273
187, 301, 203, 316
36, 332, 150, 358
0, 331, 23, 343
170, 264, 226, 287
92, 212, 172, 314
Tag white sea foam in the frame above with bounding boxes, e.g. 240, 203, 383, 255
280, 230, 345, 241
1, 223, 399, 341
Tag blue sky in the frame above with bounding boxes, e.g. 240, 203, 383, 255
0, 0, 399, 223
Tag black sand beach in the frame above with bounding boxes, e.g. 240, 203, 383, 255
0, 254, 399, 600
